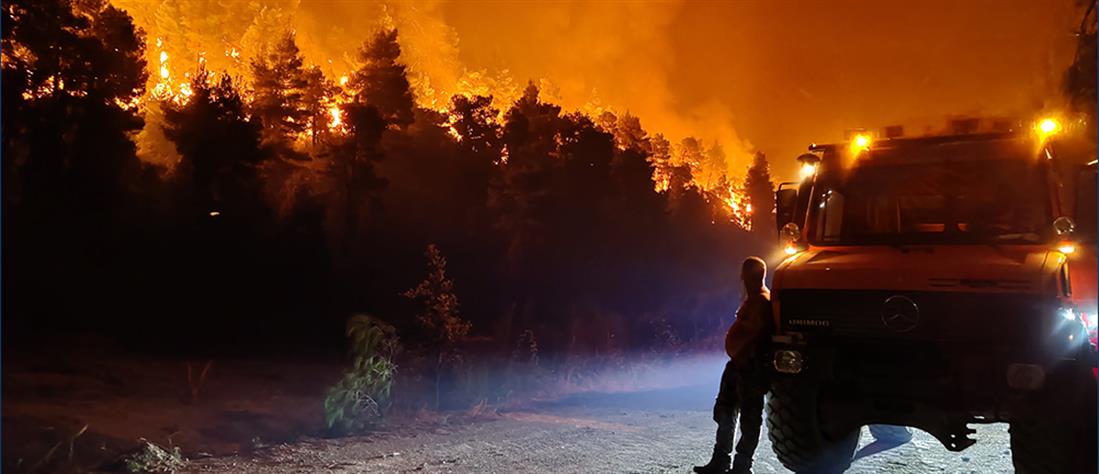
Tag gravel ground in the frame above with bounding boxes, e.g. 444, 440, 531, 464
186, 384, 1014, 474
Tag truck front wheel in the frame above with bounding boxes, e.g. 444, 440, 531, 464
767, 381, 860, 474
1009, 371, 1097, 474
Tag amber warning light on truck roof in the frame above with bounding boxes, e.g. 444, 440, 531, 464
849, 133, 872, 155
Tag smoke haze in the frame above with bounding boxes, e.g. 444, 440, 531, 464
113, 0, 1081, 179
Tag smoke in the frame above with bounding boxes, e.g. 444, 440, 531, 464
111, 0, 1081, 178
110, 0, 756, 175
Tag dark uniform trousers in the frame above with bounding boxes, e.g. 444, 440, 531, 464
713, 358, 767, 469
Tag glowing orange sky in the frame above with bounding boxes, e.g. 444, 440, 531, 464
437, 0, 1079, 179
115, 0, 1082, 181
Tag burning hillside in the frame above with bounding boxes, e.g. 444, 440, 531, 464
3, 0, 781, 367
106, 0, 761, 226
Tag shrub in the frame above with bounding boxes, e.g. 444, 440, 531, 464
323, 314, 400, 435
120, 441, 186, 473
403, 244, 472, 409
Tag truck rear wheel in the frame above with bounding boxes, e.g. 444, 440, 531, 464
767, 381, 860, 474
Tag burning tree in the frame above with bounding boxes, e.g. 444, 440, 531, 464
349, 29, 415, 129
250, 31, 315, 156
745, 151, 775, 237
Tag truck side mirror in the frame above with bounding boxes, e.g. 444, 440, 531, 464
775, 186, 798, 236
1054, 216, 1076, 237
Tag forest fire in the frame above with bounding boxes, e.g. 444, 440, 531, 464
102, 0, 760, 226
6, 0, 1093, 472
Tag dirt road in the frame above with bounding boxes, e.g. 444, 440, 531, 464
186, 384, 1014, 474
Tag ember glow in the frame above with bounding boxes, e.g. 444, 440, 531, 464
99, 0, 1078, 231
723, 184, 752, 230
150, 37, 199, 106
106, 0, 766, 229
328, 106, 343, 130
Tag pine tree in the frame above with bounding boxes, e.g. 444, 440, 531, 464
677, 137, 706, 190
3, 0, 147, 213
702, 141, 727, 191
301, 65, 334, 146
614, 113, 650, 154
163, 67, 268, 214
446, 94, 500, 227
493, 82, 563, 266
745, 151, 776, 238
350, 29, 414, 129
250, 31, 312, 154
449, 94, 501, 158
648, 133, 674, 191
321, 98, 388, 258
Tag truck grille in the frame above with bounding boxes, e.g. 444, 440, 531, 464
778, 289, 1055, 344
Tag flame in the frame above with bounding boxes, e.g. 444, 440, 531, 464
178, 81, 192, 99
722, 184, 752, 230
158, 47, 169, 79
652, 175, 670, 193
328, 105, 343, 129
443, 110, 463, 141
107, 5, 756, 230
148, 37, 213, 107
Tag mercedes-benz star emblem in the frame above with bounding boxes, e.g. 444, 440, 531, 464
881, 295, 920, 333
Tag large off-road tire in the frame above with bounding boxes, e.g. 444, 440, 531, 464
767, 381, 861, 474
1009, 368, 1097, 474
868, 424, 913, 444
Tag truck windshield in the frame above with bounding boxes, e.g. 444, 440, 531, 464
809, 145, 1050, 246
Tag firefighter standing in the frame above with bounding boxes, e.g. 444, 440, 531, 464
695, 256, 774, 474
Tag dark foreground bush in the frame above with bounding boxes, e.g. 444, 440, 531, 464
324, 315, 401, 435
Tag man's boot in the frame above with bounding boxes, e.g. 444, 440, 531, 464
729, 456, 753, 474
693, 446, 731, 474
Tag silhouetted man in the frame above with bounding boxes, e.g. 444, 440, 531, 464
695, 256, 773, 474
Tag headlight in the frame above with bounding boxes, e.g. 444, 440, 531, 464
1060, 307, 1076, 322
774, 350, 805, 374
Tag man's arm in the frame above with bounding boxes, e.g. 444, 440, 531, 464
725, 298, 769, 359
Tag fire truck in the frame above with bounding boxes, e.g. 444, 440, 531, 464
766, 117, 1097, 473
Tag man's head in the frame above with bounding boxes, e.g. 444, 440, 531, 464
741, 256, 767, 291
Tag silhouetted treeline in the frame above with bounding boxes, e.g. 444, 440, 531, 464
2, 0, 773, 356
